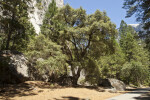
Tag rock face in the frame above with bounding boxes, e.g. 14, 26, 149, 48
28, 0, 64, 34
109, 78, 126, 91
99, 78, 126, 91
0, 50, 29, 83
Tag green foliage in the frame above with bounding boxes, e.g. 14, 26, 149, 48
145, 36, 150, 52
41, 4, 118, 85
123, 0, 150, 28
62, 5, 117, 84
57, 5, 117, 59
1, 0, 149, 86
85, 39, 125, 85
123, 0, 150, 34
36, 0, 42, 9
0, 0, 35, 51
123, 0, 150, 52
25, 34, 67, 76
121, 61, 149, 86
119, 20, 150, 86
98, 40, 125, 79
85, 57, 100, 85
41, 0, 60, 42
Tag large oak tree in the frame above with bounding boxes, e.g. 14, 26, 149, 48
42, 4, 118, 85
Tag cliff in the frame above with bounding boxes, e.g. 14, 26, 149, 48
28, 0, 64, 34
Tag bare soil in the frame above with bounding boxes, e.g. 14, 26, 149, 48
0, 81, 122, 100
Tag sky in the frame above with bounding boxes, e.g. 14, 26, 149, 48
64, 0, 139, 28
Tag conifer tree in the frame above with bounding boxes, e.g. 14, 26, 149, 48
98, 40, 125, 79
119, 20, 149, 86
0, 0, 35, 51
123, 0, 150, 52
85, 39, 125, 84
123, 0, 150, 30
41, 0, 60, 42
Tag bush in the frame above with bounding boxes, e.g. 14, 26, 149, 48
25, 34, 68, 79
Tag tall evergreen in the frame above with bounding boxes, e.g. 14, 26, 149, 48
123, 0, 150, 30
41, 0, 60, 42
123, 0, 150, 52
85, 39, 125, 84
98, 40, 125, 79
119, 20, 150, 86
0, 0, 35, 51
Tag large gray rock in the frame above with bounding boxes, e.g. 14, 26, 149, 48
109, 78, 126, 91
99, 78, 126, 91
0, 50, 29, 83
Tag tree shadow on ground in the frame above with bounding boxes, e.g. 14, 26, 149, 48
0, 81, 106, 100
126, 88, 149, 91
134, 92, 150, 100
71, 85, 105, 92
0, 82, 39, 100
126, 88, 150, 100
0, 81, 78, 100
49, 84, 106, 92
54, 96, 88, 100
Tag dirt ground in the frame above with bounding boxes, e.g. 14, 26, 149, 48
0, 81, 122, 100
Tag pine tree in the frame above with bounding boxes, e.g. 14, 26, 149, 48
41, 0, 60, 42
85, 39, 125, 84
98, 40, 125, 79
123, 0, 150, 30
123, 0, 150, 52
119, 20, 150, 86
0, 0, 35, 51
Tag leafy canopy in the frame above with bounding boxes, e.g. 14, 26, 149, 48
0, 0, 35, 51
25, 34, 67, 76
42, 4, 118, 85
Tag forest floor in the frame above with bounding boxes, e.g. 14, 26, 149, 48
0, 81, 123, 100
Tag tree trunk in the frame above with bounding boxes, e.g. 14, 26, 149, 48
6, 14, 14, 50
71, 66, 82, 86
6, 31, 12, 50
72, 75, 80, 85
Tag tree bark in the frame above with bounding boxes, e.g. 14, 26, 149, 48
71, 65, 82, 86
6, 31, 12, 50
72, 75, 79, 85
6, 14, 14, 50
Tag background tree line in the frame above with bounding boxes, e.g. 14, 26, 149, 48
0, 0, 150, 86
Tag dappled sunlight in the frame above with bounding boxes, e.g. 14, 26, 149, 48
0, 81, 121, 100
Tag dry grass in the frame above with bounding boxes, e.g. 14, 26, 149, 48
0, 81, 122, 100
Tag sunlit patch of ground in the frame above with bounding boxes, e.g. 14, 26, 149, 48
0, 81, 122, 100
